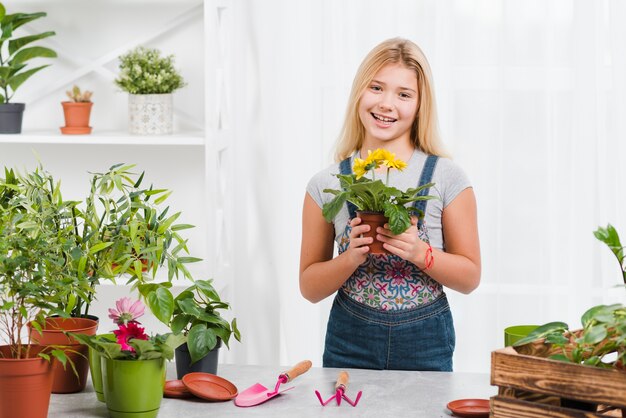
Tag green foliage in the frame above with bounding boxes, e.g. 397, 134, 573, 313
63, 163, 201, 317
138, 278, 241, 364
0, 166, 78, 360
0, 4, 56, 103
512, 224, 626, 371
114, 46, 186, 94
323, 176, 437, 235
72, 332, 185, 361
594, 224, 626, 286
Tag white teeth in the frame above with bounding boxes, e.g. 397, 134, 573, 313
373, 113, 395, 123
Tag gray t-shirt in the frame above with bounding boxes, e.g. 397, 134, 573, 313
306, 150, 471, 251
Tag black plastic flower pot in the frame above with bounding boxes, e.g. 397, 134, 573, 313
0, 103, 25, 134
175, 340, 221, 379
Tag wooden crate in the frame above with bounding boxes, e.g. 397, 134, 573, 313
490, 346, 626, 417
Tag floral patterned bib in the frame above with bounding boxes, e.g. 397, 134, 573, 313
338, 222, 443, 311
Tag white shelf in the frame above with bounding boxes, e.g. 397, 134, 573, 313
0, 131, 205, 146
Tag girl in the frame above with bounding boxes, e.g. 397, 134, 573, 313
299, 38, 480, 371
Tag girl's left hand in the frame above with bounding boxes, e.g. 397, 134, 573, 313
376, 216, 429, 267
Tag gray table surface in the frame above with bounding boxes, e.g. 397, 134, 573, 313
48, 363, 495, 417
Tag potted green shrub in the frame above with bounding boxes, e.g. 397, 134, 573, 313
0, 3, 57, 134
0, 167, 76, 418
138, 279, 240, 378
61, 85, 93, 135
114, 46, 186, 135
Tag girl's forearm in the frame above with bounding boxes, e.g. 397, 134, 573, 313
300, 252, 360, 303
414, 248, 480, 294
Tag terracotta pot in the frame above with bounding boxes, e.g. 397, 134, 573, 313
0, 345, 54, 418
29, 317, 98, 393
356, 211, 390, 254
61, 101, 93, 135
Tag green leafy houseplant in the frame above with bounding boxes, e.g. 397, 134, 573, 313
322, 148, 437, 235
514, 225, 626, 370
0, 3, 57, 104
139, 279, 240, 364
0, 167, 76, 365
114, 46, 185, 94
62, 163, 201, 319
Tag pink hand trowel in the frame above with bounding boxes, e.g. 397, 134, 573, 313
234, 360, 312, 407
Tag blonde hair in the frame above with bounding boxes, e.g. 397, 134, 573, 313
334, 38, 448, 161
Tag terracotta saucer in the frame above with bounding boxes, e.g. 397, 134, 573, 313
164, 380, 194, 399
446, 399, 490, 417
181, 372, 238, 401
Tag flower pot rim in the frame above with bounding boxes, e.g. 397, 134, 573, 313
30, 317, 99, 334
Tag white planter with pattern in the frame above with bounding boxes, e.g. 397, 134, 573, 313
128, 93, 173, 135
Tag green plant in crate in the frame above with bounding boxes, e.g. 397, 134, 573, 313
0, 3, 57, 103
138, 279, 241, 364
514, 225, 626, 370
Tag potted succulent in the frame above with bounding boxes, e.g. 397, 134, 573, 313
114, 46, 186, 135
73, 297, 184, 418
138, 279, 241, 378
322, 148, 437, 253
60, 85, 93, 135
0, 167, 78, 418
0, 3, 57, 134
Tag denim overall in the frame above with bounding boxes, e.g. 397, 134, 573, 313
322, 155, 456, 371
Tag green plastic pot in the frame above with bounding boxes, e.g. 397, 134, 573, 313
88, 333, 115, 402
504, 325, 539, 346
101, 357, 166, 418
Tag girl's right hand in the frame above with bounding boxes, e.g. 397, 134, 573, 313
345, 217, 372, 265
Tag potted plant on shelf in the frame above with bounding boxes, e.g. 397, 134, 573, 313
0, 167, 78, 418
73, 297, 184, 418
114, 46, 186, 135
61, 85, 93, 135
0, 3, 57, 134
138, 279, 240, 378
322, 148, 437, 254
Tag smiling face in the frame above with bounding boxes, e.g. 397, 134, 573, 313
357, 63, 419, 148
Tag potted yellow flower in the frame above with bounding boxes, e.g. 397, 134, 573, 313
322, 148, 437, 254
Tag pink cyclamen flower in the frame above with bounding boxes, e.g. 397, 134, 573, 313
113, 322, 149, 352
108, 297, 145, 325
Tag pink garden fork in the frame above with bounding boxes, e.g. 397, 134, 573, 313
315, 371, 362, 407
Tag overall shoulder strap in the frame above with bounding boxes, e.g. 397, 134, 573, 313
414, 155, 439, 229
339, 157, 358, 219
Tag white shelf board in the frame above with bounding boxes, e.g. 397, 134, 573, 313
0, 130, 205, 146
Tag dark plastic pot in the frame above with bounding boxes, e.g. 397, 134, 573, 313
175, 340, 221, 379
0, 103, 25, 134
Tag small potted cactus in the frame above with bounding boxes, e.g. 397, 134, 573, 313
61, 85, 93, 135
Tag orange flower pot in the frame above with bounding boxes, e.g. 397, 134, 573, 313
0, 345, 54, 418
356, 211, 391, 255
61, 101, 93, 135
29, 317, 98, 393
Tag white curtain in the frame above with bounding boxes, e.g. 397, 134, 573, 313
226, 0, 626, 373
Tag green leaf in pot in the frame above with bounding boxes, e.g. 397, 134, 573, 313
513, 321, 569, 347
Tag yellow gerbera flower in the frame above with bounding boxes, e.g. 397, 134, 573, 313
352, 158, 369, 179
365, 149, 387, 168
385, 157, 408, 171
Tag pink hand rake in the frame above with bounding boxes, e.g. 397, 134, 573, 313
315, 371, 362, 407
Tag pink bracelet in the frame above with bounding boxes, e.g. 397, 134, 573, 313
424, 244, 434, 270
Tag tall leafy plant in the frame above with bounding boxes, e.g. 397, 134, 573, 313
0, 3, 57, 103
0, 167, 75, 362
65, 163, 202, 318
